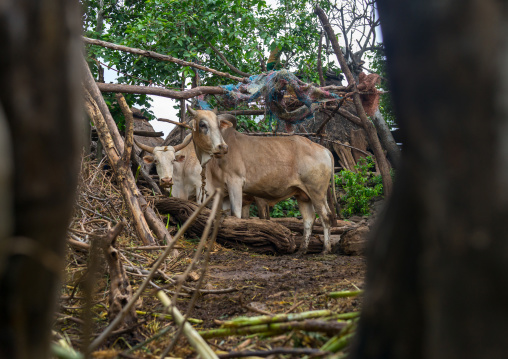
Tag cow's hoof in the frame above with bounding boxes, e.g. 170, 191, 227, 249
293, 249, 308, 257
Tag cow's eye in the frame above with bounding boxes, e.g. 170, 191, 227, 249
199, 122, 207, 129
154, 160, 159, 165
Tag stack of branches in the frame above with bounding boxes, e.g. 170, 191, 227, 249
59, 154, 236, 357
197, 290, 363, 358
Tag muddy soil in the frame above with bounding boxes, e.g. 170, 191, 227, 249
175, 247, 366, 326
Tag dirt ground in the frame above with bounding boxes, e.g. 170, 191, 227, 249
58, 159, 368, 357
190, 248, 365, 326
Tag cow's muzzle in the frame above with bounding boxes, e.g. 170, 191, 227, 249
160, 177, 173, 188
213, 143, 228, 158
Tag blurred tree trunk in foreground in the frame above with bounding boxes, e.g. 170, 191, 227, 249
351, 1, 508, 358
0, 0, 81, 358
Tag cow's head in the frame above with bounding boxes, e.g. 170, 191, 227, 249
187, 107, 233, 164
134, 135, 192, 189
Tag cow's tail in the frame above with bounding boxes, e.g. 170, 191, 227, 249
328, 149, 339, 222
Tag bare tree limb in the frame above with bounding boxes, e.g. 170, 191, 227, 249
83, 36, 249, 83
96, 82, 226, 100
208, 42, 251, 77
315, 6, 393, 196
317, 32, 325, 87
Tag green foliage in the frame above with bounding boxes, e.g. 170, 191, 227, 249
81, 0, 334, 119
236, 114, 272, 133
270, 198, 301, 218
335, 157, 383, 218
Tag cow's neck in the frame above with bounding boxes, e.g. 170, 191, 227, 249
194, 143, 212, 166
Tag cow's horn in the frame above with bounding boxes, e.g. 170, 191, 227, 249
173, 133, 193, 152
134, 138, 155, 153
187, 105, 198, 117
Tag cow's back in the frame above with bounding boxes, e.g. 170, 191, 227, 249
216, 129, 333, 201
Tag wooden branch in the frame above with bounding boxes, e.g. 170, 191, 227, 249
97, 82, 226, 100
336, 107, 364, 127
83, 36, 249, 83
84, 88, 156, 245
218, 109, 265, 116
116, 93, 134, 165
93, 129, 164, 139
95, 223, 138, 328
315, 6, 393, 196
131, 130, 163, 137
158, 118, 193, 130
316, 100, 343, 135
316, 137, 373, 158
270, 218, 353, 235
208, 42, 251, 77
244, 132, 321, 137
317, 32, 325, 87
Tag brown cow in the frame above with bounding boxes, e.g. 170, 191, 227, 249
187, 107, 335, 255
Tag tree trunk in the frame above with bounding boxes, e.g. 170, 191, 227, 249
314, 6, 393, 197
351, 1, 508, 358
372, 109, 400, 169
0, 0, 81, 358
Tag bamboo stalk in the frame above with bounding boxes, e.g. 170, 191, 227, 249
157, 291, 219, 359
321, 333, 355, 353
221, 309, 333, 328
199, 319, 347, 339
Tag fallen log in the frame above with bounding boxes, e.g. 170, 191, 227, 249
270, 217, 354, 235
156, 198, 296, 254
155, 198, 363, 255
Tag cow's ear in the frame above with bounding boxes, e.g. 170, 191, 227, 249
212, 108, 218, 114
175, 155, 186, 162
143, 155, 154, 164
189, 119, 196, 131
219, 119, 233, 129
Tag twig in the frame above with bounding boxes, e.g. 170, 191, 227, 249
207, 42, 251, 77
217, 348, 329, 358
310, 137, 373, 158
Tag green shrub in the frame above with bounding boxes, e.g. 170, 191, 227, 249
270, 198, 301, 218
335, 157, 383, 218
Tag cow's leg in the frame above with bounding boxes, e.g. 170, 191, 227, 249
295, 198, 315, 255
228, 181, 243, 218
256, 198, 271, 220
314, 200, 332, 254
241, 203, 251, 218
